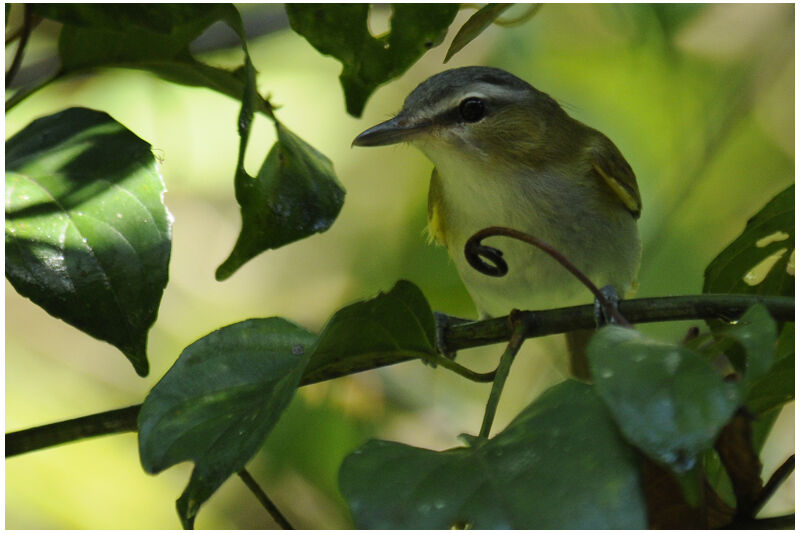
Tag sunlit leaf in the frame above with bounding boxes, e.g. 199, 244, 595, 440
286, 4, 459, 116
444, 4, 513, 63
5, 107, 171, 376
704, 184, 793, 297
138, 318, 316, 528
588, 326, 741, 473
303, 280, 436, 384
340, 380, 646, 529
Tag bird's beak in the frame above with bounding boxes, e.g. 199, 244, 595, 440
352, 115, 429, 147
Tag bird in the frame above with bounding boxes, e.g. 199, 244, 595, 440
352, 66, 641, 379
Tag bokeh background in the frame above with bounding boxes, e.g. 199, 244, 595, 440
5, 4, 794, 528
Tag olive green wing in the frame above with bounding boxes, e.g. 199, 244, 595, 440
590, 138, 642, 219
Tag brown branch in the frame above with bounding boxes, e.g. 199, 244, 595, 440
5, 293, 794, 457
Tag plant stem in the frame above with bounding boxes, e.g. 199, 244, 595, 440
5, 5, 33, 88
444, 293, 794, 352
752, 455, 795, 516
237, 469, 294, 529
5, 293, 794, 457
5, 405, 140, 457
478, 320, 527, 439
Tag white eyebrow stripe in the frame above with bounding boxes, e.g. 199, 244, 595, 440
422, 83, 524, 120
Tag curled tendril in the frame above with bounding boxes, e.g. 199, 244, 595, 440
463, 226, 631, 326
465, 241, 508, 277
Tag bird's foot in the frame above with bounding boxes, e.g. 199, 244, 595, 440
594, 285, 621, 327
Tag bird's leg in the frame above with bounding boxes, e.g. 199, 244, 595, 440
594, 285, 621, 326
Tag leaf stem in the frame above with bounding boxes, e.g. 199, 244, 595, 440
5, 5, 34, 88
752, 454, 795, 516
478, 319, 527, 439
237, 469, 294, 529
424, 352, 497, 383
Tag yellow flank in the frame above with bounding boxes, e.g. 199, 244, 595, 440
426, 168, 447, 246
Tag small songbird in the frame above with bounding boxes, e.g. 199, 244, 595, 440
353, 66, 642, 378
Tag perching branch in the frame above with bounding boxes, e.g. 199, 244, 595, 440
5, 292, 794, 458
465, 226, 631, 326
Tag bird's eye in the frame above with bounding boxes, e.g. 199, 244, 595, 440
459, 97, 486, 123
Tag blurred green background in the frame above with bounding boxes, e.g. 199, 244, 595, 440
5, 4, 794, 528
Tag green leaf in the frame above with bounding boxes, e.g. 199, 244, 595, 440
303, 280, 436, 383
444, 4, 513, 63
704, 184, 794, 297
340, 380, 646, 529
35, 4, 266, 110
715, 304, 777, 387
215, 120, 345, 280
746, 322, 793, 415
5, 107, 171, 376
588, 326, 741, 473
33, 4, 231, 34
286, 4, 459, 117
138, 318, 316, 529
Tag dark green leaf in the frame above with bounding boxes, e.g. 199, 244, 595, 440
303, 280, 436, 384
5, 107, 171, 376
588, 326, 741, 472
340, 380, 646, 529
444, 4, 513, 63
712, 304, 777, 387
138, 318, 316, 528
33, 4, 230, 35
36, 4, 266, 110
215, 121, 345, 280
286, 4, 459, 116
704, 184, 794, 297
747, 321, 793, 415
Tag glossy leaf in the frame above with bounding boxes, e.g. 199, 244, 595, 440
303, 280, 436, 384
138, 318, 316, 528
340, 380, 646, 529
215, 120, 345, 280
5, 107, 171, 376
588, 326, 741, 473
286, 4, 459, 116
704, 184, 794, 297
444, 4, 513, 63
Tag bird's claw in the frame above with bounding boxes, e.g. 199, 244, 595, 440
594, 285, 621, 327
